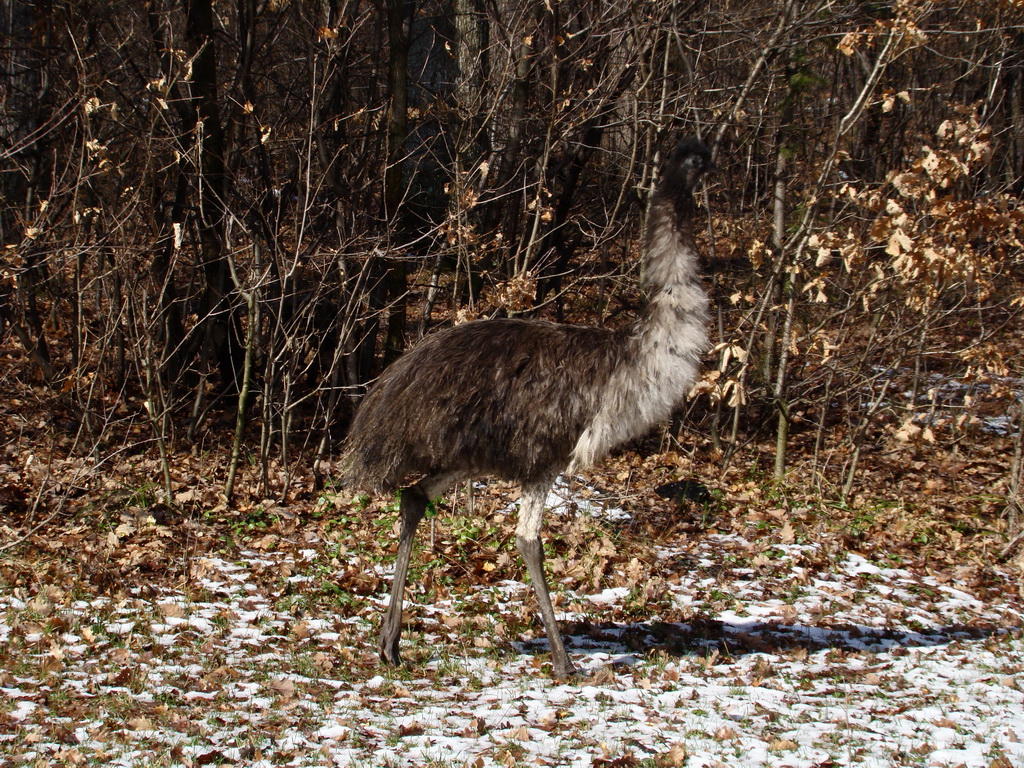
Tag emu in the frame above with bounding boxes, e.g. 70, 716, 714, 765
343, 138, 713, 678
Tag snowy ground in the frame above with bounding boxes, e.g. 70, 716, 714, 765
2, 486, 1022, 767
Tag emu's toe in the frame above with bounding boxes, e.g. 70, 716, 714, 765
379, 636, 403, 666
551, 659, 581, 681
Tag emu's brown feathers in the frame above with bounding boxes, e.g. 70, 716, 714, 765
345, 319, 625, 493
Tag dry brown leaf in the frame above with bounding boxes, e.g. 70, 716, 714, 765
398, 721, 425, 736
655, 743, 689, 767
158, 602, 185, 618
127, 717, 154, 731
461, 717, 488, 738
778, 521, 796, 544
594, 753, 638, 767
267, 678, 295, 699
506, 725, 531, 741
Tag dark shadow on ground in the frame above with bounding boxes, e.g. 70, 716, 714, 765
516, 617, 1018, 662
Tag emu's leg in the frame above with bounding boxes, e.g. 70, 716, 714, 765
379, 475, 458, 666
379, 482, 429, 666
517, 480, 577, 679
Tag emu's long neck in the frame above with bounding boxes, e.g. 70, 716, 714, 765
635, 193, 709, 344
568, 185, 709, 472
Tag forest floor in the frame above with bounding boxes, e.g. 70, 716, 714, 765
1, 412, 1023, 768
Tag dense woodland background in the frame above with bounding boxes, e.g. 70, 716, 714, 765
1, 0, 1023, 545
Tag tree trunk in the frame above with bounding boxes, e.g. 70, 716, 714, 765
382, 0, 410, 365
185, 0, 243, 392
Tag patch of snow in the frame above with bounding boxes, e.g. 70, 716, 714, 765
587, 587, 630, 606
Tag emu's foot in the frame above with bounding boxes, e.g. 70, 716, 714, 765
549, 654, 582, 681
551, 663, 583, 682
379, 635, 403, 667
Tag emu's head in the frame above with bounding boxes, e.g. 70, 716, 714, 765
663, 138, 714, 196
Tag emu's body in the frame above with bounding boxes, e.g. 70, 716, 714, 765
344, 139, 712, 678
